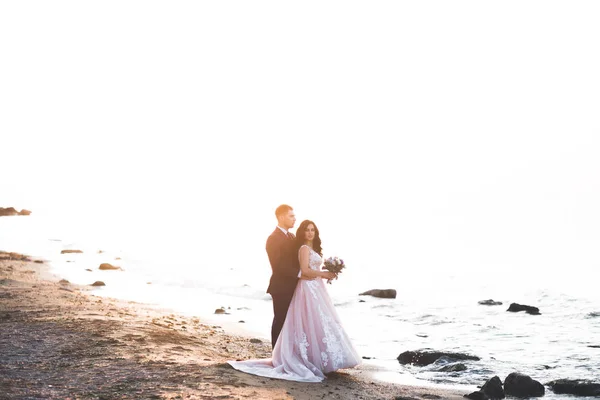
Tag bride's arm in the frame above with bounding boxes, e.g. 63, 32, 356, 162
298, 246, 335, 280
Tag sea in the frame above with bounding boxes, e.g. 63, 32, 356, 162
1, 213, 599, 399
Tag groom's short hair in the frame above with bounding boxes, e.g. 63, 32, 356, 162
275, 204, 293, 218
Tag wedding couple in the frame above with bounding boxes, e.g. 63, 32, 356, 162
228, 204, 361, 382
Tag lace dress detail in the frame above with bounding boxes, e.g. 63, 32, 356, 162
303, 245, 322, 300
228, 245, 361, 382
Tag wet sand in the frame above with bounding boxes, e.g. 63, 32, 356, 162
0, 251, 466, 399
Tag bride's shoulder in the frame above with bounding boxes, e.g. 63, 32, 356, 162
298, 244, 311, 252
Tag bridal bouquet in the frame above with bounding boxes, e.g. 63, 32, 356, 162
323, 256, 345, 284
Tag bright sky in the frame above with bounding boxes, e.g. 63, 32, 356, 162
1, 1, 599, 273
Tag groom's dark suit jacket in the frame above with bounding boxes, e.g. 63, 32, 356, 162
266, 228, 300, 295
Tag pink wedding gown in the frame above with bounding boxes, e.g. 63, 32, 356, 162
228, 245, 361, 382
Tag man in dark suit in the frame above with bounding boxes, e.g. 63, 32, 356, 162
266, 204, 300, 349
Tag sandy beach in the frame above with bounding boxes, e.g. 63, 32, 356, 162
0, 251, 466, 400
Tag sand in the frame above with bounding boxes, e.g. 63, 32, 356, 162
0, 251, 466, 400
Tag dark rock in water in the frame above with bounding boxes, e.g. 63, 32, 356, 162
586, 311, 600, 318
504, 372, 544, 397
85, 269, 92, 272
506, 303, 540, 315
249, 338, 262, 343
0, 207, 18, 216
481, 376, 505, 399
397, 350, 480, 366
359, 299, 366, 302
58, 279, 69, 285
214, 308, 228, 315
464, 391, 488, 400
99, 263, 121, 270
359, 289, 397, 298
34, 260, 44, 264
90, 281, 105, 286
478, 299, 503, 306
61, 249, 83, 254
547, 379, 600, 396
0, 207, 31, 216
438, 363, 467, 372
588, 345, 600, 348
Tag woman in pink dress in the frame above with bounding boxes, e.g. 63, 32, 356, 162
228, 219, 362, 382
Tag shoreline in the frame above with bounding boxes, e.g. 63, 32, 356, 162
0, 250, 468, 399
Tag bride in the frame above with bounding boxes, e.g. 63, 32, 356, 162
228, 219, 361, 382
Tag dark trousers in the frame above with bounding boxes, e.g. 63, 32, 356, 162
270, 290, 295, 349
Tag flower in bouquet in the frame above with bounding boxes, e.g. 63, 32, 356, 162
323, 256, 345, 284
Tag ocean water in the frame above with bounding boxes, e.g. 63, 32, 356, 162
1, 213, 599, 398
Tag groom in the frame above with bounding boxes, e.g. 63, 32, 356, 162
266, 204, 301, 349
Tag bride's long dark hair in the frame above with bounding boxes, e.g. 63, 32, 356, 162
295, 219, 323, 256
